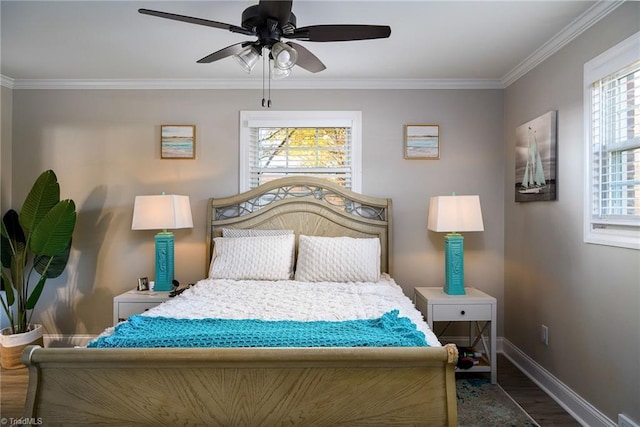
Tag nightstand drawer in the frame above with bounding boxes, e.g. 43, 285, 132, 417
117, 302, 160, 320
432, 304, 491, 321
114, 291, 172, 325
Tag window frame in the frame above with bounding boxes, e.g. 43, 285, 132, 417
583, 31, 640, 250
239, 110, 362, 193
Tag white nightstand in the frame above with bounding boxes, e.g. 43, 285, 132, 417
113, 290, 172, 325
414, 287, 497, 384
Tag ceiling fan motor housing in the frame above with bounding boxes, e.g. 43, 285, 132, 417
242, 5, 297, 47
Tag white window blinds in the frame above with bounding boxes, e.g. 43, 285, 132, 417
240, 111, 362, 192
589, 61, 640, 225
584, 31, 640, 249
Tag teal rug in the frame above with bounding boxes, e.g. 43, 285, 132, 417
457, 377, 539, 427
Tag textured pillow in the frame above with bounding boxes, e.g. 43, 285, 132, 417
294, 235, 381, 283
209, 234, 295, 280
222, 228, 294, 238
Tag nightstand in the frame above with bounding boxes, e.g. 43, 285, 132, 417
414, 287, 497, 384
113, 290, 171, 325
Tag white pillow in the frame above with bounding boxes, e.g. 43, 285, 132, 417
294, 235, 381, 283
209, 234, 295, 280
222, 228, 294, 238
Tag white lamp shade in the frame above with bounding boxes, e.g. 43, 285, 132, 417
132, 195, 193, 230
427, 195, 484, 233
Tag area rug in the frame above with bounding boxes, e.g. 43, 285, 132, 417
457, 377, 539, 427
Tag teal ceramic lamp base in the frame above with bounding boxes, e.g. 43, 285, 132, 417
154, 231, 175, 291
444, 233, 465, 295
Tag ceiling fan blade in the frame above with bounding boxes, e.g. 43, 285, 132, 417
258, 0, 292, 27
197, 42, 251, 64
290, 25, 391, 42
138, 8, 254, 36
287, 42, 326, 73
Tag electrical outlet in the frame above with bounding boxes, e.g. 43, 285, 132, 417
619, 414, 640, 427
541, 325, 549, 346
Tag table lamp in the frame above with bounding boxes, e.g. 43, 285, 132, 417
132, 194, 193, 291
427, 194, 484, 295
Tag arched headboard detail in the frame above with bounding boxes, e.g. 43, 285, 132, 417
207, 177, 393, 274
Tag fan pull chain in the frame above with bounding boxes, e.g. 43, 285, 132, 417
267, 58, 272, 108
261, 48, 267, 108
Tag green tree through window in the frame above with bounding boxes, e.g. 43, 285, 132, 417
240, 111, 362, 192
257, 127, 350, 187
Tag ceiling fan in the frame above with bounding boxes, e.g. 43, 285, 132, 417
138, 0, 391, 79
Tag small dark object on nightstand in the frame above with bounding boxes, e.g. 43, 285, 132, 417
169, 283, 194, 298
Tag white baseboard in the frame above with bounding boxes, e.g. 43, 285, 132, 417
501, 338, 615, 427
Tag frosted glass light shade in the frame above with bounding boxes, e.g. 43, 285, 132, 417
233, 46, 260, 73
270, 61, 291, 80
271, 42, 297, 70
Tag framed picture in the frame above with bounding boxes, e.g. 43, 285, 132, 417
515, 111, 557, 202
404, 124, 440, 159
137, 277, 150, 291
161, 125, 196, 159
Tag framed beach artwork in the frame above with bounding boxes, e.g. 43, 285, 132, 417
515, 111, 557, 202
404, 124, 440, 159
161, 125, 196, 159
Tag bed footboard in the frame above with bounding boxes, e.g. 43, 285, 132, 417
23, 344, 458, 426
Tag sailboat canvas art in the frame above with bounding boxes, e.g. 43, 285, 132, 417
515, 111, 557, 202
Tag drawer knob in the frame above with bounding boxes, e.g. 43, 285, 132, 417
460, 310, 466, 315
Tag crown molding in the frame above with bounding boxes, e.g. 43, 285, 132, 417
2, 1, 621, 91
501, 0, 625, 87
4, 77, 503, 90
1, 75, 15, 89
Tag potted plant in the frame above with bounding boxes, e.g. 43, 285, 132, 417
0, 170, 76, 369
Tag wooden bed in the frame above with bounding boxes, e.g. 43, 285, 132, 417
22, 177, 458, 426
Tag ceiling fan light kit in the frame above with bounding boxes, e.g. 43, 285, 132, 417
139, 0, 391, 107
271, 42, 298, 70
233, 46, 261, 73
270, 62, 291, 80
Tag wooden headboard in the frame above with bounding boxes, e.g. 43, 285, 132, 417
207, 177, 393, 274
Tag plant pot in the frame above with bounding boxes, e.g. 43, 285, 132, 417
0, 324, 44, 369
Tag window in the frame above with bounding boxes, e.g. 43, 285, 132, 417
584, 31, 640, 249
239, 111, 362, 192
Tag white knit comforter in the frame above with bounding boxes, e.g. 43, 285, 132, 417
138, 274, 441, 347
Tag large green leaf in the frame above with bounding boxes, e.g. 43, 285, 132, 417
19, 170, 60, 235
34, 239, 72, 278
1, 271, 14, 306
1, 210, 26, 269
29, 200, 76, 256
26, 275, 47, 310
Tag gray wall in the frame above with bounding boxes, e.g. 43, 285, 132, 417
503, 2, 640, 422
8, 88, 505, 336
1, 86, 11, 214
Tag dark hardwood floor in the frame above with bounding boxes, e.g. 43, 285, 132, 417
497, 354, 580, 426
1, 354, 580, 425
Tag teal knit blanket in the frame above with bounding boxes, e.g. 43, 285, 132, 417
88, 310, 428, 348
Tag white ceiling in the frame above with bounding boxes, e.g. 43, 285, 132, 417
0, 1, 618, 89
